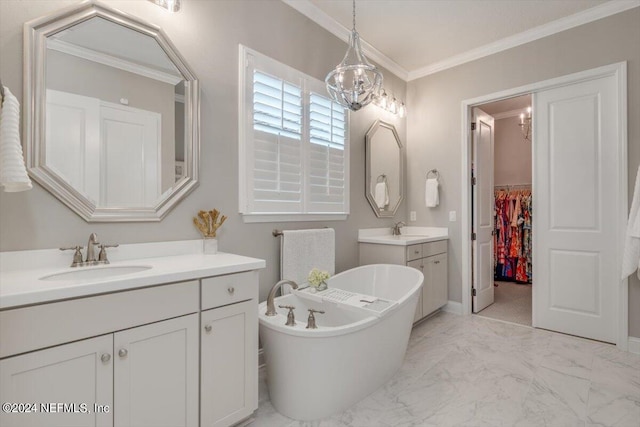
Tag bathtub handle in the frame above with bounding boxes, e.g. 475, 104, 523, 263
278, 305, 297, 326
306, 308, 325, 329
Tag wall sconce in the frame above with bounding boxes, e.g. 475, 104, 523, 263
519, 106, 531, 141
148, 0, 181, 12
374, 88, 406, 117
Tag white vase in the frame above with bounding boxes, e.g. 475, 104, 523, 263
202, 237, 218, 254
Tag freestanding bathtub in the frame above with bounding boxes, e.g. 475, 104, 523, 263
258, 264, 423, 420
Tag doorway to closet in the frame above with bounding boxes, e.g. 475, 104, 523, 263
472, 94, 533, 326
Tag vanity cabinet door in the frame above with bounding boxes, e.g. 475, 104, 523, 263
407, 259, 424, 322
0, 335, 113, 427
113, 314, 198, 427
422, 253, 448, 317
201, 299, 258, 427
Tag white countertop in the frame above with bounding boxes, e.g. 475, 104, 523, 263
0, 240, 265, 309
357, 226, 448, 246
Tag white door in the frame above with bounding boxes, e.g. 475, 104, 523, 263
472, 108, 495, 312
113, 314, 198, 427
201, 300, 258, 427
0, 335, 113, 427
534, 74, 621, 343
99, 103, 161, 207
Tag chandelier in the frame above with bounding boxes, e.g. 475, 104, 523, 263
148, 0, 180, 13
519, 107, 531, 141
325, 0, 383, 111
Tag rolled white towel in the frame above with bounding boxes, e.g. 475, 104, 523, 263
374, 181, 389, 208
0, 86, 32, 192
425, 178, 439, 207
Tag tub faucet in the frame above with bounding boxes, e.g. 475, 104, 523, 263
392, 222, 406, 236
85, 233, 100, 263
265, 280, 299, 316
279, 305, 296, 326
306, 308, 325, 329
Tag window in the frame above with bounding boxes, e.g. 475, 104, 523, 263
239, 46, 349, 222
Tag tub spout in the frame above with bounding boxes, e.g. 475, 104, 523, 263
265, 279, 299, 316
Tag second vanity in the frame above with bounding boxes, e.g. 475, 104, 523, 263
0, 240, 265, 427
358, 227, 448, 323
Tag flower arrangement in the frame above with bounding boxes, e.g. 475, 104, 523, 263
193, 209, 227, 238
308, 268, 330, 291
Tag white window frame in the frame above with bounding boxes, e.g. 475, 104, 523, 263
238, 45, 350, 223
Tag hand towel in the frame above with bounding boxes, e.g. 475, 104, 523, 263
281, 228, 335, 294
622, 165, 640, 279
425, 178, 439, 207
374, 181, 389, 208
0, 86, 32, 192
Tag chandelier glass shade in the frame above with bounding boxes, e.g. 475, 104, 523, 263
325, 1, 383, 111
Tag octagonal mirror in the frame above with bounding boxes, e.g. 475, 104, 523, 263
24, 2, 199, 221
365, 120, 404, 217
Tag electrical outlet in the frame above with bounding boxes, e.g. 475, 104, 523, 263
449, 211, 457, 222
410, 211, 416, 221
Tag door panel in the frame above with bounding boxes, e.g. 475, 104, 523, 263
534, 74, 620, 343
472, 108, 495, 313
0, 335, 113, 427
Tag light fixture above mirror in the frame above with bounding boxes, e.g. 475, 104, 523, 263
148, 0, 181, 13
325, 0, 382, 111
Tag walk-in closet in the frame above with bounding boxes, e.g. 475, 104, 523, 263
474, 94, 533, 326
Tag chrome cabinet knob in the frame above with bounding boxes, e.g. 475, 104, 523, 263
227, 286, 235, 295
118, 348, 128, 358
101, 353, 111, 363
204, 324, 212, 333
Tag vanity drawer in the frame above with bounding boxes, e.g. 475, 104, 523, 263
423, 240, 447, 257
201, 270, 258, 310
406, 244, 423, 261
0, 281, 199, 359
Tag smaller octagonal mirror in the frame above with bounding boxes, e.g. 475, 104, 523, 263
365, 120, 404, 217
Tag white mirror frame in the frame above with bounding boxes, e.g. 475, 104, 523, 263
24, 1, 200, 222
365, 120, 404, 218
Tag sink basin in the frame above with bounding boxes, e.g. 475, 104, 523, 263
40, 265, 152, 281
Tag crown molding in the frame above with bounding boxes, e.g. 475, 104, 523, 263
492, 108, 528, 121
48, 39, 183, 85
408, 0, 640, 81
280, 0, 409, 81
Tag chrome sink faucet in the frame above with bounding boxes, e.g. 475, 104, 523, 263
392, 221, 406, 236
60, 233, 118, 267
265, 280, 299, 316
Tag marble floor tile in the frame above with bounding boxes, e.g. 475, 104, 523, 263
253, 312, 640, 427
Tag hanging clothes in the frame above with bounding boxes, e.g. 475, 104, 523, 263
494, 188, 532, 283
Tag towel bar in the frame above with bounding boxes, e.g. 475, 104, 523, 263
273, 227, 329, 237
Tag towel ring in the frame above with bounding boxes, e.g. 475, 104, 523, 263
426, 169, 440, 181
376, 174, 388, 184
0, 78, 5, 105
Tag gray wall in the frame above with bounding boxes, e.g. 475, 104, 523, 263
493, 116, 532, 187
406, 8, 640, 336
0, 0, 407, 303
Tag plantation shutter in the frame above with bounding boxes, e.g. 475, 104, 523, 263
308, 93, 347, 212
250, 71, 303, 213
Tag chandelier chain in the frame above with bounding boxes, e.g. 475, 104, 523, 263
352, 0, 356, 30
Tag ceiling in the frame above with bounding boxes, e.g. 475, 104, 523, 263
284, 0, 638, 81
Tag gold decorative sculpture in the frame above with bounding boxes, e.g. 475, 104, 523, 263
193, 209, 227, 238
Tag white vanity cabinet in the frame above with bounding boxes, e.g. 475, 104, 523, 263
200, 272, 258, 427
359, 239, 448, 322
0, 267, 261, 427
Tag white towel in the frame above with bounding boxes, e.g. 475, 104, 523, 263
0, 86, 32, 192
425, 178, 439, 207
281, 228, 335, 294
622, 166, 640, 279
374, 181, 389, 208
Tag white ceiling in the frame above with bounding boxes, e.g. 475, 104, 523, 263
285, 0, 639, 81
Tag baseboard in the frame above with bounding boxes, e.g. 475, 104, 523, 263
258, 348, 265, 368
442, 300, 463, 315
629, 337, 640, 355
